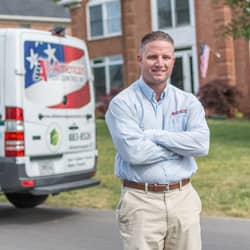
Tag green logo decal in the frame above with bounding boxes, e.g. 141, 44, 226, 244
50, 128, 59, 146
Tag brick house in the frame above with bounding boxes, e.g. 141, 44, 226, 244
0, 0, 71, 33
58, 0, 250, 115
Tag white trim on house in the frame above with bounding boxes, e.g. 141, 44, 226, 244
86, 0, 122, 41
150, 0, 200, 93
0, 15, 70, 23
56, 0, 82, 9
91, 54, 123, 95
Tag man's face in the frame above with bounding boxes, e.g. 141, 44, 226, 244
138, 40, 175, 87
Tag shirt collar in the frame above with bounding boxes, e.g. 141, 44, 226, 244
138, 78, 168, 102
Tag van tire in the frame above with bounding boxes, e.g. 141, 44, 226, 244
5, 193, 48, 208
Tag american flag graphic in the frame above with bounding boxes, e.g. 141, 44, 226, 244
24, 41, 90, 109
200, 43, 210, 79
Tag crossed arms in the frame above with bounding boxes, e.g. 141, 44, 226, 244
105, 98, 210, 166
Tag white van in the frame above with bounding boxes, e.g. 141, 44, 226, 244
0, 28, 99, 208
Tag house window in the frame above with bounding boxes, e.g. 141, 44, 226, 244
157, 0, 190, 29
92, 55, 123, 102
88, 0, 121, 39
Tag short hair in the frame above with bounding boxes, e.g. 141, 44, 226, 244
140, 31, 174, 49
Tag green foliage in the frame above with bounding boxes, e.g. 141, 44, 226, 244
198, 79, 242, 117
215, 0, 250, 39
224, 10, 250, 39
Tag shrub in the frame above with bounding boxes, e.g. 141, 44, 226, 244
198, 79, 242, 117
96, 86, 122, 118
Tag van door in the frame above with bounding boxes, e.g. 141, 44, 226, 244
47, 41, 96, 173
22, 35, 67, 157
21, 31, 96, 176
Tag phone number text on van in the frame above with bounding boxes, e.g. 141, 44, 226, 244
69, 132, 91, 142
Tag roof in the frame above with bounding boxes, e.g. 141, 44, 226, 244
0, 0, 70, 18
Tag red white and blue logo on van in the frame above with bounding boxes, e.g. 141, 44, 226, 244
24, 41, 90, 109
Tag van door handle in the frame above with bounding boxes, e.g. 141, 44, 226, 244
86, 114, 92, 120
69, 125, 79, 130
63, 96, 67, 105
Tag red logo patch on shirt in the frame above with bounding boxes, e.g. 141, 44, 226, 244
171, 109, 187, 116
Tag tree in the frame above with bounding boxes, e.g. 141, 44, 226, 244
221, 0, 250, 39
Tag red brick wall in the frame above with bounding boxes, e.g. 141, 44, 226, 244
88, 37, 123, 58
195, 0, 250, 113
234, 38, 250, 114
70, 0, 87, 39
195, 0, 237, 85
121, 0, 151, 86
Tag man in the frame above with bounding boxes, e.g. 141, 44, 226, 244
105, 31, 210, 250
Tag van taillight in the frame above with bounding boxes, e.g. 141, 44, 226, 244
5, 107, 25, 157
6, 107, 23, 120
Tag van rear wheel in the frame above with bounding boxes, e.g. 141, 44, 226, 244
5, 193, 48, 208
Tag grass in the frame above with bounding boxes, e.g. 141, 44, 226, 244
194, 119, 250, 217
1, 119, 250, 218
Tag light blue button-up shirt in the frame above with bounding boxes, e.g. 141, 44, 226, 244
105, 79, 210, 184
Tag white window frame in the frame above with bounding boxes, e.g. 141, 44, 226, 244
91, 55, 123, 96
86, 0, 122, 40
151, 0, 194, 30
171, 49, 193, 92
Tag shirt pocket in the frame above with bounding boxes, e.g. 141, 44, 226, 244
168, 113, 187, 132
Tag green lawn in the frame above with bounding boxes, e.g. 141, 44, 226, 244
1, 119, 250, 218
46, 119, 250, 218
194, 119, 250, 217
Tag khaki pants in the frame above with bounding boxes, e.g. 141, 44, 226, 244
116, 183, 202, 250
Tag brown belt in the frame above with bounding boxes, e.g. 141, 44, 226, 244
123, 179, 190, 192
